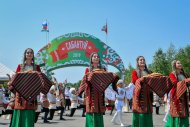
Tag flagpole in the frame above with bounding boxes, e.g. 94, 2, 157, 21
48, 29, 49, 43
46, 30, 48, 45
105, 19, 108, 70
105, 28, 107, 44
106, 19, 108, 44
46, 20, 50, 75
41, 19, 50, 76
46, 19, 49, 45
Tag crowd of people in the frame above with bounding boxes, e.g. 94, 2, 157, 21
0, 48, 189, 127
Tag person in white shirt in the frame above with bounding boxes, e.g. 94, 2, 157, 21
40, 93, 50, 123
153, 92, 160, 115
0, 87, 5, 116
47, 86, 57, 120
56, 83, 66, 120
34, 95, 42, 123
1, 89, 13, 120
111, 79, 126, 127
66, 88, 78, 117
64, 87, 71, 110
77, 92, 86, 117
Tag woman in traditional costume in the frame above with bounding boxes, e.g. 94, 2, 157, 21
165, 60, 189, 127
78, 52, 119, 127
9, 48, 41, 127
131, 56, 153, 127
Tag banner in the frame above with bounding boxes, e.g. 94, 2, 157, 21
35, 32, 125, 73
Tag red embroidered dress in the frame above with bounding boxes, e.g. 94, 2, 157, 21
165, 72, 189, 127
78, 68, 118, 113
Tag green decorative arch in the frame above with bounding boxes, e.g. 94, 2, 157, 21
35, 32, 125, 73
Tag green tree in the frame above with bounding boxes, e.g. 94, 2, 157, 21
66, 80, 82, 89
176, 45, 190, 76
166, 44, 176, 72
75, 80, 82, 89
124, 63, 135, 84
151, 48, 169, 75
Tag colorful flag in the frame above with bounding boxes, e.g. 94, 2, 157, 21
101, 23, 108, 34
41, 21, 49, 32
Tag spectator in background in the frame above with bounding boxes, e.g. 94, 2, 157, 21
153, 92, 160, 115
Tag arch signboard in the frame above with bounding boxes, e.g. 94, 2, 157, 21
35, 32, 125, 73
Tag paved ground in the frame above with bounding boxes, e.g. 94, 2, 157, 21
0, 106, 189, 127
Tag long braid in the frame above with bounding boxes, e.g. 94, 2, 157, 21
144, 64, 151, 74
181, 69, 188, 78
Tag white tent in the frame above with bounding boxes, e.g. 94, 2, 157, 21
0, 63, 14, 81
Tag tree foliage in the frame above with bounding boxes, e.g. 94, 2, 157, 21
176, 45, 190, 76
68, 44, 190, 88
66, 80, 82, 89
150, 44, 190, 76
124, 63, 135, 84
150, 48, 170, 75
166, 44, 176, 72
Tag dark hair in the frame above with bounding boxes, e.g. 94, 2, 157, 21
136, 56, 151, 74
22, 48, 35, 70
89, 52, 102, 72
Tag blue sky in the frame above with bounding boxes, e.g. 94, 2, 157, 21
0, 1, 190, 83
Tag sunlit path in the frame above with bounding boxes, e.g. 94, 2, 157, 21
1, 107, 188, 127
